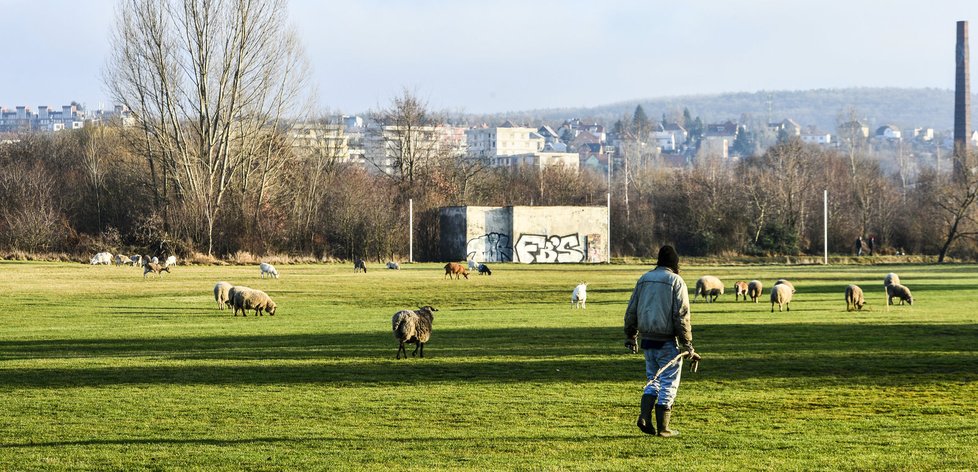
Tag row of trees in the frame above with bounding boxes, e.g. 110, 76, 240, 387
2, 120, 976, 262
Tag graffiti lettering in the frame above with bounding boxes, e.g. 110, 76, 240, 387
514, 233, 586, 263
466, 232, 512, 262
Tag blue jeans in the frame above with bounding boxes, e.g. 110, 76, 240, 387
643, 340, 683, 407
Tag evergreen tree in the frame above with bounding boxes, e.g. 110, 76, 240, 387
632, 105, 650, 138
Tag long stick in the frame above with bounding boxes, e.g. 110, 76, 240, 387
643, 352, 696, 390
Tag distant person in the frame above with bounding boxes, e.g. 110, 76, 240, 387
624, 245, 700, 438
855, 237, 864, 256
868, 236, 876, 255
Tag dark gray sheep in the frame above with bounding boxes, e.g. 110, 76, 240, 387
392, 305, 438, 359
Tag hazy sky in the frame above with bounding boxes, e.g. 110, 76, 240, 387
1, 0, 976, 114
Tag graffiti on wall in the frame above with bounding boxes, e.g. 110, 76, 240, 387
466, 232, 513, 262
514, 233, 586, 263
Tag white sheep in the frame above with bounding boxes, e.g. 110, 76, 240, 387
467, 259, 478, 270
771, 283, 793, 312
845, 284, 866, 311
214, 281, 234, 310
392, 305, 438, 359
694, 276, 724, 303
386, 261, 400, 270
151, 256, 159, 264
130, 255, 143, 267
887, 283, 914, 306
90, 252, 113, 265
775, 279, 796, 293
747, 280, 763, 303
260, 262, 279, 279
571, 283, 588, 309
884, 273, 900, 287
164, 255, 177, 267
232, 286, 277, 316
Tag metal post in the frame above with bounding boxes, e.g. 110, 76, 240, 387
607, 192, 612, 263
409, 198, 414, 263
823, 190, 828, 265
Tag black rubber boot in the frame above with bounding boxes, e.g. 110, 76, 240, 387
636, 394, 656, 435
655, 404, 680, 438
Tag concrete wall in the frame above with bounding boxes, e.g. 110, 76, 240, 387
440, 205, 609, 263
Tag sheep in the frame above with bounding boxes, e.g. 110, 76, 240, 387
392, 305, 438, 359
129, 255, 143, 267
694, 276, 724, 303
164, 255, 177, 267
90, 252, 113, 265
467, 259, 478, 271
571, 282, 588, 309
747, 280, 763, 303
151, 256, 159, 264
845, 284, 866, 311
478, 263, 492, 276
887, 283, 914, 306
771, 283, 793, 312
884, 273, 900, 288
733, 281, 749, 301
114, 254, 127, 266
232, 286, 277, 316
354, 258, 367, 273
444, 262, 469, 280
214, 281, 234, 310
386, 261, 400, 270
259, 262, 279, 279
775, 279, 796, 293
143, 261, 170, 278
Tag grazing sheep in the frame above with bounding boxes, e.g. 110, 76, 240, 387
392, 305, 438, 359
129, 255, 143, 267
90, 252, 113, 265
164, 255, 177, 267
232, 287, 277, 316
214, 281, 234, 310
733, 281, 749, 301
259, 262, 279, 279
143, 261, 170, 278
467, 259, 478, 271
386, 261, 400, 270
114, 254, 127, 266
694, 276, 724, 303
478, 263, 492, 276
771, 283, 793, 312
151, 256, 159, 264
444, 262, 469, 280
571, 283, 588, 309
884, 273, 900, 288
775, 279, 796, 293
747, 280, 763, 303
845, 284, 866, 311
887, 283, 914, 306
354, 258, 367, 273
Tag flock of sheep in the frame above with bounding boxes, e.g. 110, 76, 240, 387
92, 250, 918, 358
692, 272, 914, 312
90, 251, 177, 278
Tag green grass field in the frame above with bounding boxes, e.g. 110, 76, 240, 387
1, 261, 976, 471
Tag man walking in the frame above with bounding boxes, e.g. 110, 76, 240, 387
624, 245, 700, 437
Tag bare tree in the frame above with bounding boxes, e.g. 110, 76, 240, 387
106, 0, 310, 255
367, 90, 450, 192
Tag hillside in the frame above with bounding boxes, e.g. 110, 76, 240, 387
473, 87, 978, 132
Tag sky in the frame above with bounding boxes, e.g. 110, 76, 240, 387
1, 0, 977, 114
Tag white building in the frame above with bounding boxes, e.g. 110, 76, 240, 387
800, 130, 832, 145
467, 121, 545, 160
365, 123, 467, 176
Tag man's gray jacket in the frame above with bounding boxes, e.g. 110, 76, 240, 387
624, 266, 693, 346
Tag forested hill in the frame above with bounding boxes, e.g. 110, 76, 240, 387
475, 88, 978, 132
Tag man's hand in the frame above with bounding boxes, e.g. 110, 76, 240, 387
684, 344, 702, 361
625, 339, 638, 354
